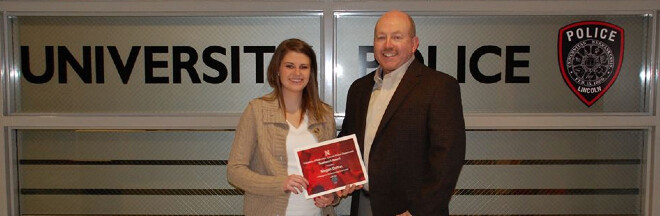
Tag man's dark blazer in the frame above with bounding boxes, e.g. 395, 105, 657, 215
339, 59, 466, 216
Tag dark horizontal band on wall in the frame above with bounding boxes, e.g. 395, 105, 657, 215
19, 160, 228, 165
20, 215, 639, 216
454, 188, 639, 195
465, 159, 641, 165
19, 159, 640, 166
21, 188, 244, 195
21, 188, 637, 196
449, 215, 638, 216
23, 215, 243, 216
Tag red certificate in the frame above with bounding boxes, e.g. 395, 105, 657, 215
295, 134, 368, 199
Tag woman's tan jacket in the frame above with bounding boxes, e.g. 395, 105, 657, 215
227, 97, 337, 216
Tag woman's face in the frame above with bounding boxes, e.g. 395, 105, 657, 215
279, 51, 311, 95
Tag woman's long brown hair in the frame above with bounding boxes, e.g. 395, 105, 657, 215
262, 38, 331, 122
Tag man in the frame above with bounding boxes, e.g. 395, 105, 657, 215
338, 10, 466, 216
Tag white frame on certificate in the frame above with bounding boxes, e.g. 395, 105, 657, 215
294, 134, 368, 199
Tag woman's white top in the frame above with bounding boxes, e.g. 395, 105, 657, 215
285, 114, 321, 216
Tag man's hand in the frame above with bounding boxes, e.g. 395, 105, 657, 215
336, 184, 363, 198
314, 193, 336, 208
396, 210, 412, 216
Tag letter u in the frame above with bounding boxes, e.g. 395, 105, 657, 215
21, 46, 55, 84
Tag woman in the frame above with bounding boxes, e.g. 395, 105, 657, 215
227, 38, 357, 216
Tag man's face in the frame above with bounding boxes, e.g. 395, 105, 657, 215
373, 13, 419, 74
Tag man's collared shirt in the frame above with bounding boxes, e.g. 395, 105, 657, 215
363, 56, 415, 191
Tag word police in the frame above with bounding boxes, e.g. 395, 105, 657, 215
360, 45, 531, 83
564, 26, 619, 42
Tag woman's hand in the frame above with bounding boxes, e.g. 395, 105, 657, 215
314, 193, 336, 208
336, 184, 363, 198
282, 175, 308, 194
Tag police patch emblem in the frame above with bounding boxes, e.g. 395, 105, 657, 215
558, 21, 624, 107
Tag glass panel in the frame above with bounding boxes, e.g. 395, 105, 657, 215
16, 129, 352, 215
17, 130, 240, 215
454, 130, 645, 215
16, 129, 645, 215
11, 15, 321, 114
336, 14, 650, 113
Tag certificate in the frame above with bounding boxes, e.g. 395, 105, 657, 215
295, 134, 368, 199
